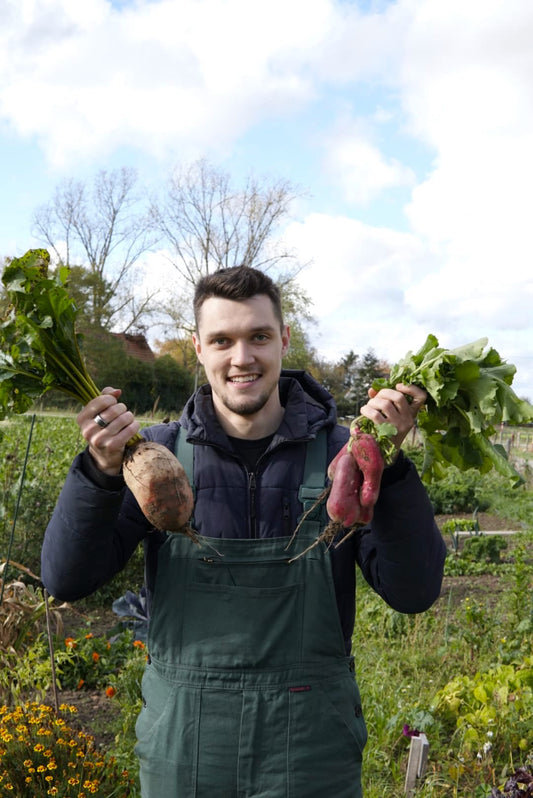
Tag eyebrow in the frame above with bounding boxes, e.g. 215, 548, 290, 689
207, 324, 278, 338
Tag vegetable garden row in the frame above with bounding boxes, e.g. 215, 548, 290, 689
0, 414, 531, 797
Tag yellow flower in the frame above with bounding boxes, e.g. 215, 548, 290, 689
34, 743, 45, 752
37, 765, 46, 772
59, 703, 77, 713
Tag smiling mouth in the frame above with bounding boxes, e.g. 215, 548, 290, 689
228, 375, 260, 384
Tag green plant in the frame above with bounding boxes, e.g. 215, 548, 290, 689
0, 250, 102, 414
352, 538, 533, 798
0, 415, 82, 572
431, 657, 533, 760
0, 701, 134, 796
107, 641, 147, 782
442, 516, 481, 553
443, 555, 503, 577
462, 535, 508, 564
371, 334, 533, 484
428, 468, 489, 514
55, 629, 142, 691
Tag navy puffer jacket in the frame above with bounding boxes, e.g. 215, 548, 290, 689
41, 371, 446, 654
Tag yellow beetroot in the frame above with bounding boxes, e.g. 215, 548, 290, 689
123, 440, 194, 532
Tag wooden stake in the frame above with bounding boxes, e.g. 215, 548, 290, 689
405, 733, 429, 796
44, 588, 59, 714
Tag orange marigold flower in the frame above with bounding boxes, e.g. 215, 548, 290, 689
92, 652, 100, 663
105, 686, 116, 698
85, 633, 93, 639
133, 640, 145, 649
77, 679, 85, 690
65, 637, 76, 649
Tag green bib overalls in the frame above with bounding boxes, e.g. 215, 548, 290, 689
135, 435, 367, 797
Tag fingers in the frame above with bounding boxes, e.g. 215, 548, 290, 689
395, 383, 427, 409
77, 388, 141, 475
360, 383, 426, 449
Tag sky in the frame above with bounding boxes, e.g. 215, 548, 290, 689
1, 0, 532, 401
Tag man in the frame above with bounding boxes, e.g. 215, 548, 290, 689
41, 266, 446, 797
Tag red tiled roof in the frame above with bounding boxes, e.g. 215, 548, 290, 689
111, 332, 156, 363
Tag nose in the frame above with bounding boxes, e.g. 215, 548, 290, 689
231, 339, 254, 367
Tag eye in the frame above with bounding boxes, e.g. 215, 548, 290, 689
253, 333, 269, 342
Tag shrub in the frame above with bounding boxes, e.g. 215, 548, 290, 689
462, 535, 508, 563
431, 657, 533, 760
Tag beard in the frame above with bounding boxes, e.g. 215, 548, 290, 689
221, 390, 272, 417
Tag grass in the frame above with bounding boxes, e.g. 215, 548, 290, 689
355, 527, 533, 797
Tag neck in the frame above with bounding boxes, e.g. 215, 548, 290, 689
214, 401, 285, 440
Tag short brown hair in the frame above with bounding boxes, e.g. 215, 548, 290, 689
193, 266, 283, 331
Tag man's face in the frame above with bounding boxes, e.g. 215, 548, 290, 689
192, 294, 290, 428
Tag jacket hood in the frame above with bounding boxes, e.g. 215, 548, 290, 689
180, 369, 339, 446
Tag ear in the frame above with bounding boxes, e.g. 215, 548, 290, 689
281, 325, 290, 357
192, 332, 203, 364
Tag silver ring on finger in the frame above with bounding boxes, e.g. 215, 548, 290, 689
94, 413, 109, 429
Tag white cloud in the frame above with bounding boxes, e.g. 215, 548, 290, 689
284, 212, 442, 357
322, 119, 416, 204
0, 0, 342, 166
284, 208, 532, 400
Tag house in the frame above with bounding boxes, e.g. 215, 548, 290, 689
110, 332, 156, 363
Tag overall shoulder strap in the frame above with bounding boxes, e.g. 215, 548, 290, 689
175, 427, 196, 500
297, 429, 328, 530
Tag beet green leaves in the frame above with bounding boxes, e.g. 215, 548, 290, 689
372, 334, 533, 485
0, 249, 100, 417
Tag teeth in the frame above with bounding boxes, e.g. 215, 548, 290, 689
230, 375, 258, 383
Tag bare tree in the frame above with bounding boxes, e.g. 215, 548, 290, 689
32, 167, 158, 331
150, 159, 304, 291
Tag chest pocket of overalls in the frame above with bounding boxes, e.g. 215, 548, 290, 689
177, 543, 306, 668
